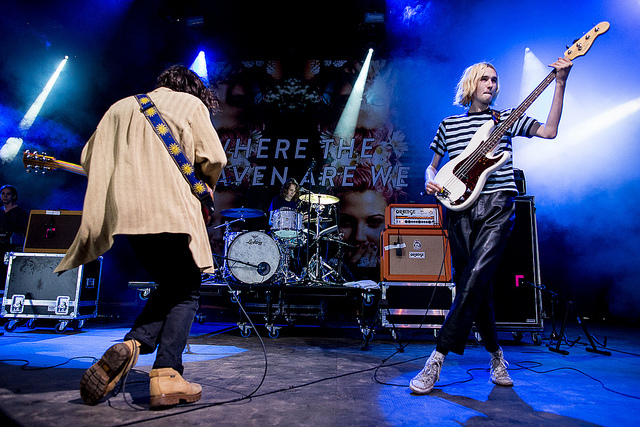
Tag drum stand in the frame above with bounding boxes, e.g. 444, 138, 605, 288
278, 238, 301, 284
301, 203, 343, 286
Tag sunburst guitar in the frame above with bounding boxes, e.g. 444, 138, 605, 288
434, 22, 609, 211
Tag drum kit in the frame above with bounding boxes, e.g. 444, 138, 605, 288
213, 191, 345, 286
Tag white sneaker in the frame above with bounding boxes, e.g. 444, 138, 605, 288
409, 350, 445, 395
490, 348, 513, 386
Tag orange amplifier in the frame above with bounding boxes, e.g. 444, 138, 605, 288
380, 228, 452, 282
385, 204, 443, 228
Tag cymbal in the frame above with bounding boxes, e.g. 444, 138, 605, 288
299, 193, 339, 205
220, 207, 265, 219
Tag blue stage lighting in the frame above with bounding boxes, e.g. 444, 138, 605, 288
0, 56, 68, 162
190, 51, 209, 84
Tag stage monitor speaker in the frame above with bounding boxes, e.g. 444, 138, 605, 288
23, 210, 82, 254
491, 196, 543, 329
381, 228, 452, 282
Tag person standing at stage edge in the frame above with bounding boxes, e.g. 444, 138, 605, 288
0, 184, 29, 279
55, 65, 227, 409
412, 57, 572, 394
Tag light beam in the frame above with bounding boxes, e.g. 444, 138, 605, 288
1, 56, 68, 162
334, 48, 374, 142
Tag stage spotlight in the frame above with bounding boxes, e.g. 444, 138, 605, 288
334, 48, 374, 142
190, 51, 208, 84
519, 47, 555, 119
0, 56, 68, 162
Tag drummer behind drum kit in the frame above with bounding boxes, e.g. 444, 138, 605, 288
212, 192, 346, 286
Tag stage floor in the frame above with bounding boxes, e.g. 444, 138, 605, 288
0, 319, 638, 426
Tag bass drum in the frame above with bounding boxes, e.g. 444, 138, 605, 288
227, 231, 282, 284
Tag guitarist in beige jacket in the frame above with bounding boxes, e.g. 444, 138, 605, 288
56, 66, 227, 409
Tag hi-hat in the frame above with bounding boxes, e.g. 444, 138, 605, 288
299, 193, 339, 205
220, 207, 265, 218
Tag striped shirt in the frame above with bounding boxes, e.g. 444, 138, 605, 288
430, 108, 538, 194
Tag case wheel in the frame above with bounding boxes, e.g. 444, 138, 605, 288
238, 324, 252, 337
4, 319, 20, 332
27, 319, 37, 329
55, 321, 69, 333
532, 332, 542, 346
72, 319, 85, 331
512, 331, 524, 341
390, 329, 402, 342
267, 326, 280, 339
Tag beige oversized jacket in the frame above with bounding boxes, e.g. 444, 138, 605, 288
55, 87, 227, 274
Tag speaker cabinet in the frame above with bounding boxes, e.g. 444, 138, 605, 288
23, 210, 82, 254
380, 229, 452, 282
491, 196, 543, 330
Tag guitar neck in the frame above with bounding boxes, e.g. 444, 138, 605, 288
54, 160, 86, 176
486, 69, 558, 149
23, 150, 87, 176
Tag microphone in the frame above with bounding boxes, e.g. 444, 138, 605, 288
307, 159, 317, 171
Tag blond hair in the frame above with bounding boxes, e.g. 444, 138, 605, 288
454, 62, 499, 107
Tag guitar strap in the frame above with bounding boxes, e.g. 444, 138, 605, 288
134, 93, 214, 218
491, 109, 501, 124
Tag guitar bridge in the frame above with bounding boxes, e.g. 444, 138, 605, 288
437, 187, 451, 201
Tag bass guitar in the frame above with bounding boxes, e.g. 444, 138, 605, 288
434, 22, 609, 211
22, 150, 215, 225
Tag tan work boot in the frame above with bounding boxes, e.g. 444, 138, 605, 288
149, 368, 202, 410
80, 339, 141, 405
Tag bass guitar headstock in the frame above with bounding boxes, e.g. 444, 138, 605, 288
564, 21, 610, 60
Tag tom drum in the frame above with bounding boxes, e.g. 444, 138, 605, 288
272, 208, 303, 239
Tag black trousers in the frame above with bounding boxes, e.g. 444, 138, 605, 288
124, 234, 202, 375
436, 192, 516, 355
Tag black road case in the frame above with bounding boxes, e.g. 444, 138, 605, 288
2, 252, 102, 332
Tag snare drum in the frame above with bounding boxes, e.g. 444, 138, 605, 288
272, 208, 303, 238
226, 231, 282, 284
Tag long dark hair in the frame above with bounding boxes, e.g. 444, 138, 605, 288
280, 178, 300, 200
156, 65, 218, 112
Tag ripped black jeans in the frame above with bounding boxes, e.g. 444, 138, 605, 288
436, 192, 516, 355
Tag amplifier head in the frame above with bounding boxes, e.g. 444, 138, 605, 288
385, 204, 443, 228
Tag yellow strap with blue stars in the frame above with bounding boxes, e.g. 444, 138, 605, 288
134, 94, 214, 218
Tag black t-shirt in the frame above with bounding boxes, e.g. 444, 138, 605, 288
0, 206, 29, 244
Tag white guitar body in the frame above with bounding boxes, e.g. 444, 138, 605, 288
433, 120, 510, 211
